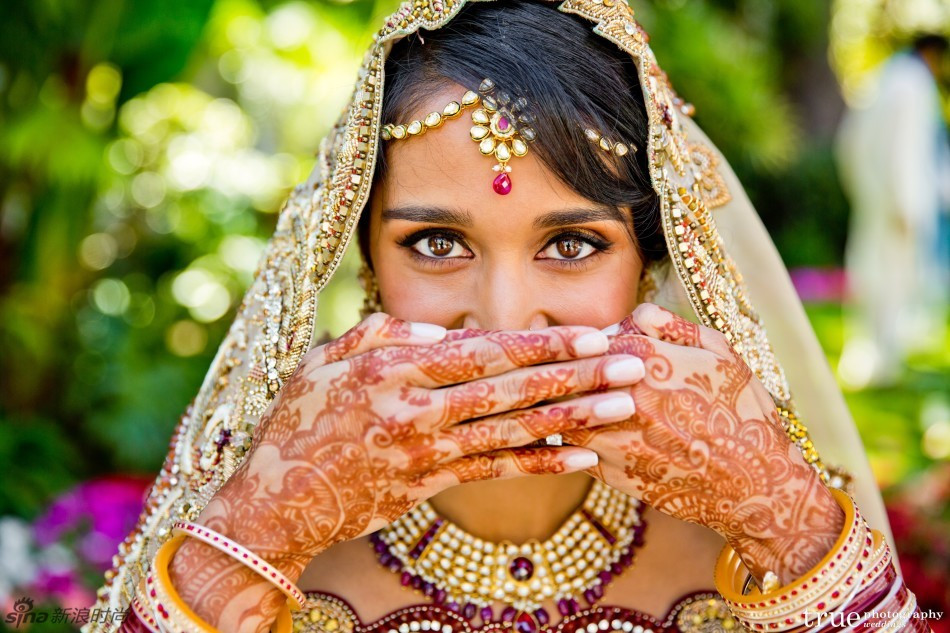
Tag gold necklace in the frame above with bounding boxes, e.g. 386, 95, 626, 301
371, 481, 647, 632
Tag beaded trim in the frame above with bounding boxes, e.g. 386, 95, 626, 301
292, 590, 739, 633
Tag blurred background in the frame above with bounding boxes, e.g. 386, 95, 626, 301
0, 0, 948, 629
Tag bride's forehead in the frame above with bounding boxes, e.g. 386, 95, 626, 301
378, 85, 590, 218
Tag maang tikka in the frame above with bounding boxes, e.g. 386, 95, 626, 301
381, 78, 636, 195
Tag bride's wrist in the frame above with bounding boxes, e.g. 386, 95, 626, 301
198, 490, 315, 579
728, 481, 846, 587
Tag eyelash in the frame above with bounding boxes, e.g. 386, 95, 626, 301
396, 228, 613, 269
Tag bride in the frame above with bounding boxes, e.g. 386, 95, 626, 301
89, 1, 930, 632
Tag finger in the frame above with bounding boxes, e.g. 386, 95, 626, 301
421, 446, 599, 489
397, 326, 612, 389
306, 312, 447, 367
419, 354, 644, 428
620, 303, 733, 356
437, 391, 636, 459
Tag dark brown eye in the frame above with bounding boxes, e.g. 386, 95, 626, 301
556, 237, 584, 259
428, 236, 454, 257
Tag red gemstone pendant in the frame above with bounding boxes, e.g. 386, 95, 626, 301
514, 611, 539, 633
492, 172, 512, 195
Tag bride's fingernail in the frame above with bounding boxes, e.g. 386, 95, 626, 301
410, 322, 447, 342
600, 323, 621, 336
565, 451, 599, 470
593, 394, 635, 419
605, 357, 645, 383
573, 331, 609, 356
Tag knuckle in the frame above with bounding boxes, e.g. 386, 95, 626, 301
632, 302, 662, 323
364, 311, 391, 333
501, 411, 533, 445
703, 326, 731, 351
499, 373, 526, 406
490, 454, 508, 478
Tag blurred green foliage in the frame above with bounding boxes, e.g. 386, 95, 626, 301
0, 0, 946, 525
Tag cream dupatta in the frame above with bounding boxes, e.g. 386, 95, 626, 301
85, 0, 891, 627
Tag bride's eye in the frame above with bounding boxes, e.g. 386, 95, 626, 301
539, 232, 610, 261
400, 230, 471, 259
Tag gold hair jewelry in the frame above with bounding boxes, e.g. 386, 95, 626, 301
584, 127, 636, 157
381, 78, 634, 196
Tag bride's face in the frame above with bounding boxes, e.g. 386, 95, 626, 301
367, 83, 643, 331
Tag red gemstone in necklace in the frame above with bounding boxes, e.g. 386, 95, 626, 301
509, 556, 534, 581
514, 611, 539, 633
498, 116, 510, 132
493, 172, 512, 195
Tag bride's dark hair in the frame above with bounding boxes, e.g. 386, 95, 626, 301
361, 0, 664, 264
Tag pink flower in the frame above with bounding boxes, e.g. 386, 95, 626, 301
33, 475, 150, 570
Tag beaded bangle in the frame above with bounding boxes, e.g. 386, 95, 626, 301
146, 535, 217, 633
129, 595, 162, 633
714, 488, 889, 631
172, 521, 305, 610
139, 534, 294, 633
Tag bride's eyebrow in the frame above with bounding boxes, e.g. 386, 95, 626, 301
382, 205, 473, 226
381, 204, 626, 229
532, 206, 626, 229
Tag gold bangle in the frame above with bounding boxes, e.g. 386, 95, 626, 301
146, 535, 294, 633
714, 488, 874, 630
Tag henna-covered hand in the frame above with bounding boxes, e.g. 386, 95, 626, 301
563, 303, 845, 587
168, 312, 642, 632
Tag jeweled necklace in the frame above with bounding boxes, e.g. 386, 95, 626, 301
371, 480, 647, 632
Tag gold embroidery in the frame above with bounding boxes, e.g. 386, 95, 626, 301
688, 143, 731, 209
293, 595, 358, 633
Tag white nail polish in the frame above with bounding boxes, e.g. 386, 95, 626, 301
410, 322, 447, 342
565, 451, 599, 470
573, 331, 609, 356
593, 394, 635, 419
600, 323, 621, 336
604, 357, 645, 383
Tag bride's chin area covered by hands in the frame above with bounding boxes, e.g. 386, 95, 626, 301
166, 311, 646, 631
565, 302, 846, 587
